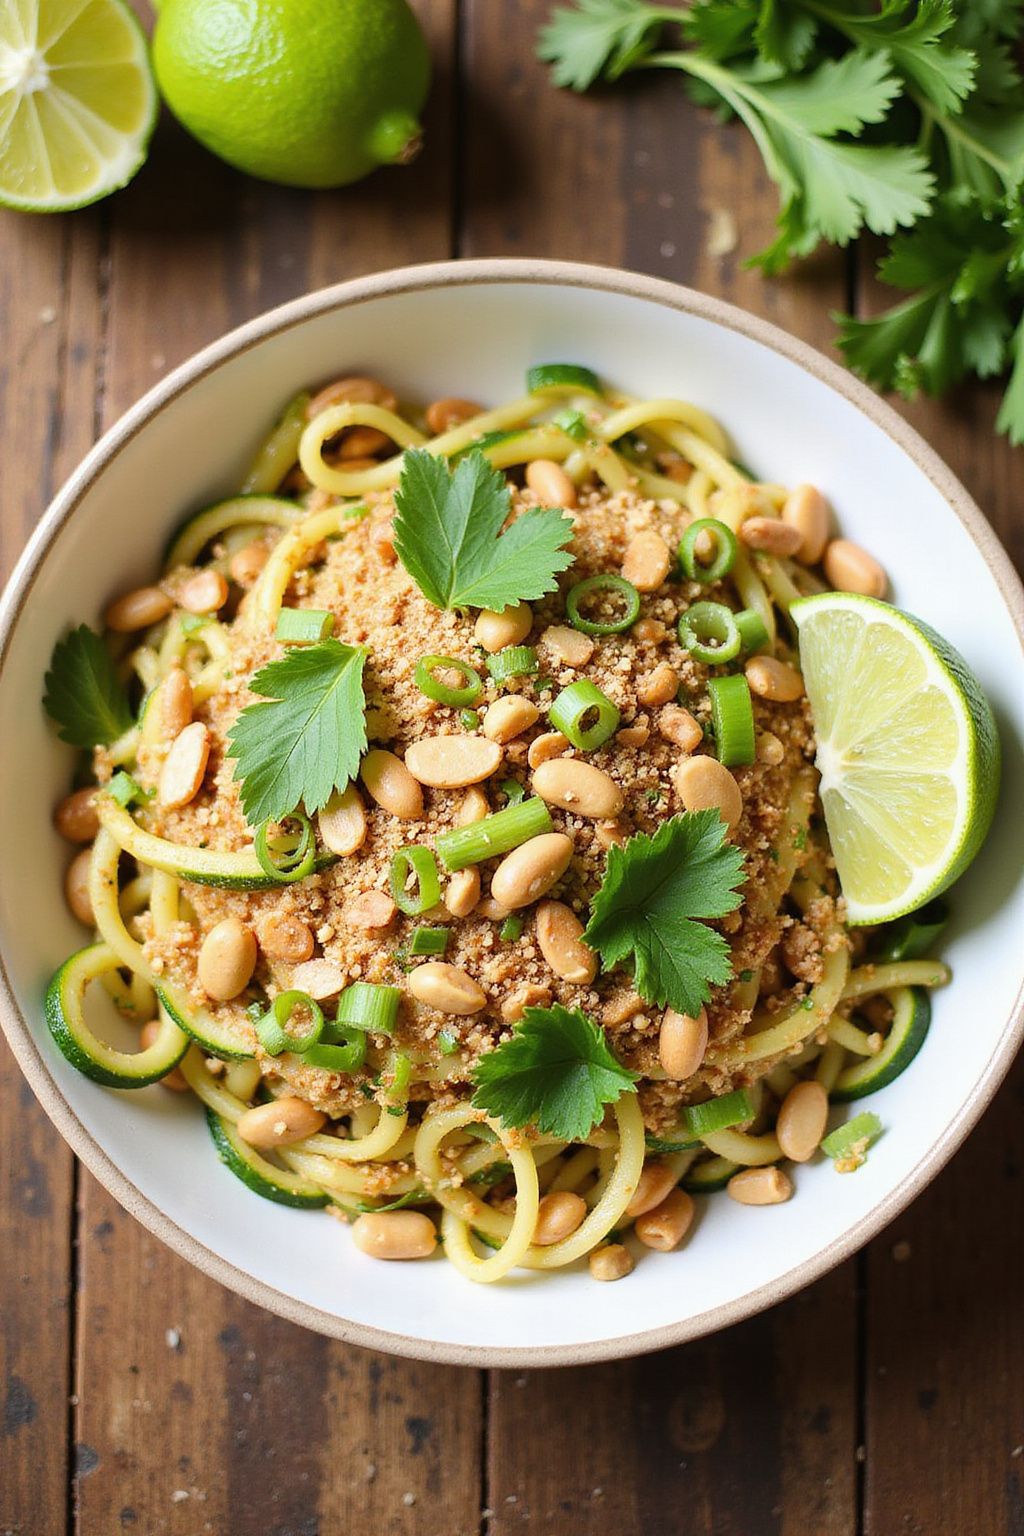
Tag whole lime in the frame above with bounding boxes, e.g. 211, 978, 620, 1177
152, 0, 431, 189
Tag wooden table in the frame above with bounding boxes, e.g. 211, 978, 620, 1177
2, 5, 1022, 1531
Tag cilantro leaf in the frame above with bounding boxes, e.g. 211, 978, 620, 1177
43, 625, 134, 748
814, 0, 976, 118
537, 0, 670, 90
471, 1004, 637, 1140
227, 639, 367, 825
583, 811, 747, 1017
392, 449, 575, 613
997, 315, 1024, 444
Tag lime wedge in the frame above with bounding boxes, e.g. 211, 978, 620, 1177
791, 593, 1000, 924
0, 0, 157, 212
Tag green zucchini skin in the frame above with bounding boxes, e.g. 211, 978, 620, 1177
205, 1109, 328, 1209
156, 984, 255, 1063
45, 946, 188, 1088
163, 494, 299, 569
682, 1156, 740, 1195
832, 988, 931, 1102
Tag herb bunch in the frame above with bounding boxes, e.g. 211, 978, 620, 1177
538, 0, 1024, 443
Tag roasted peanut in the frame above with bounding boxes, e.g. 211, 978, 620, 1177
456, 786, 490, 826
638, 663, 679, 707
625, 1160, 680, 1219
157, 667, 193, 741
532, 1190, 587, 1246
739, 516, 803, 557
179, 569, 229, 614
782, 484, 830, 564
360, 749, 423, 819
425, 397, 482, 435
535, 900, 597, 984
525, 459, 577, 508
104, 585, 173, 632
347, 890, 397, 931
318, 784, 367, 855
540, 624, 594, 669
54, 787, 99, 844
409, 962, 486, 1015
823, 538, 888, 597
404, 734, 502, 789
727, 1167, 793, 1206
490, 833, 573, 910
532, 758, 623, 820
589, 1243, 634, 1281
258, 912, 315, 965
482, 695, 540, 744
745, 656, 804, 703
622, 529, 672, 591
197, 917, 257, 1001
658, 704, 703, 752
474, 603, 532, 653
776, 1080, 829, 1163
237, 1097, 326, 1148
351, 1211, 438, 1260
305, 376, 398, 417
158, 721, 210, 809
290, 959, 346, 999
635, 1189, 695, 1251
445, 868, 481, 918
65, 848, 94, 925
658, 1006, 708, 1081
229, 542, 269, 586
528, 731, 568, 769
672, 755, 742, 830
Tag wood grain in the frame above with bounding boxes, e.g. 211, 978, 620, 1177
462, 8, 857, 1533
0, 206, 105, 1536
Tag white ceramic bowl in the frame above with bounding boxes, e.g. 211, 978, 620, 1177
1, 260, 1022, 1366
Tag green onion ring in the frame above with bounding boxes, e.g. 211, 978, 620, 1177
254, 812, 316, 883
254, 990, 325, 1056
389, 845, 441, 915
677, 602, 742, 665
414, 655, 483, 708
679, 518, 738, 583
565, 574, 641, 636
548, 679, 621, 751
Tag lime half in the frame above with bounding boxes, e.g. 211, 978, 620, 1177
0, 0, 157, 212
792, 593, 1000, 924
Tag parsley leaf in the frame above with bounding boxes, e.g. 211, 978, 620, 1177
471, 1004, 637, 1140
392, 449, 575, 613
227, 639, 367, 825
43, 625, 134, 748
583, 810, 747, 1017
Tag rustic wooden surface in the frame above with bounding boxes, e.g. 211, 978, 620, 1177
1, 3, 1022, 1532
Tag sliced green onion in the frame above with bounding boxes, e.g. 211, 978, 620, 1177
460, 709, 481, 731
680, 518, 737, 583
335, 981, 401, 1035
821, 1112, 884, 1165
734, 608, 771, 655
499, 915, 525, 942
384, 1049, 413, 1103
708, 674, 756, 767
107, 771, 151, 809
303, 1025, 367, 1074
566, 574, 641, 636
877, 901, 949, 962
554, 407, 590, 442
526, 362, 601, 396
438, 1028, 460, 1056
436, 797, 552, 872
414, 655, 482, 708
409, 926, 449, 956
548, 679, 620, 751
275, 607, 335, 645
389, 846, 441, 915
255, 812, 316, 883
499, 778, 526, 807
486, 645, 538, 683
254, 991, 325, 1056
678, 601, 742, 665
180, 612, 209, 637
679, 1088, 754, 1139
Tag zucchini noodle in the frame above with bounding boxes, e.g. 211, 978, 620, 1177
46, 363, 959, 1287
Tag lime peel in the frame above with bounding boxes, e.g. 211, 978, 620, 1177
792, 592, 1000, 924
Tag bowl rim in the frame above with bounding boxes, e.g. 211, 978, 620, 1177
1, 256, 1022, 1368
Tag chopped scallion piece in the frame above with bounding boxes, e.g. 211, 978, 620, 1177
486, 645, 538, 683
679, 1088, 754, 1138
389, 846, 441, 915
438, 1028, 460, 1056
679, 518, 737, 584
565, 573, 641, 636
548, 678, 620, 750
436, 796, 553, 872
107, 770, 151, 809
708, 674, 756, 767
254, 811, 316, 883
384, 1049, 413, 1104
821, 1112, 883, 1168
460, 708, 481, 731
180, 612, 209, 637
335, 981, 401, 1035
275, 607, 335, 645
409, 926, 449, 956
414, 654, 483, 708
734, 608, 771, 655
677, 601, 742, 665
304, 1024, 367, 1073
554, 406, 590, 442
254, 990, 324, 1056
499, 778, 526, 806
499, 915, 524, 942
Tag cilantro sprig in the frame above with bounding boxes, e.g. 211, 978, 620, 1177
227, 639, 367, 825
44, 625, 134, 748
537, 0, 1024, 443
583, 810, 747, 1017
471, 1004, 637, 1140
393, 448, 575, 612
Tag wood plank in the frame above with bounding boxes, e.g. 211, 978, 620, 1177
461, 8, 858, 1533
72, 8, 482, 1534
0, 204, 104, 1536
858, 353, 1024, 1529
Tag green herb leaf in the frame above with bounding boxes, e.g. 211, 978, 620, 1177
471, 1004, 637, 1140
43, 625, 134, 748
227, 639, 367, 825
393, 449, 575, 613
537, 0, 669, 89
583, 810, 747, 1016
